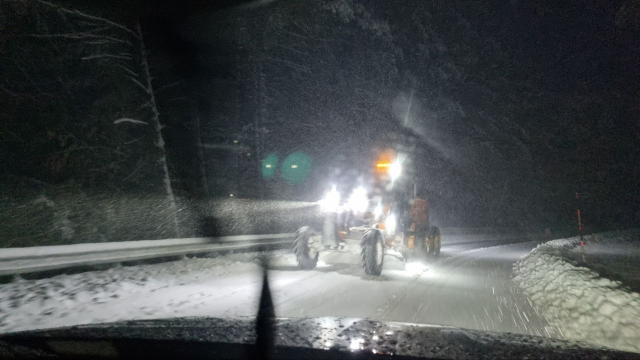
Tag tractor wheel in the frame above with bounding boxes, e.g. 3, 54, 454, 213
416, 225, 431, 256
429, 226, 441, 257
361, 229, 384, 276
294, 226, 318, 270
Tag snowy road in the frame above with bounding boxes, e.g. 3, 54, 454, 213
264, 240, 554, 337
0, 236, 557, 340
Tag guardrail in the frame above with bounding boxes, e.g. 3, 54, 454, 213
439, 228, 515, 236
0, 228, 526, 277
0, 234, 295, 276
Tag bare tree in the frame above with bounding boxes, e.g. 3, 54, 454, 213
0, 0, 181, 242
132, 22, 180, 235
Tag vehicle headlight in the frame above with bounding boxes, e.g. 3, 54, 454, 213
347, 187, 368, 214
390, 162, 401, 181
319, 185, 340, 212
373, 203, 383, 219
385, 213, 397, 234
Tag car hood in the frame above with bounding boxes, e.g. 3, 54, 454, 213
1, 316, 638, 359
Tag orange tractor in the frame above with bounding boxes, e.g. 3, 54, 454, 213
293, 149, 441, 276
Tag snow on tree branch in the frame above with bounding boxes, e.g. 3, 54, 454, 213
115, 64, 139, 77
82, 54, 132, 61
113, 118, 148, 125
37, 0, 139, 38
323, 0, 392, 38
127, 75, 150, 93
27, 33, 132, 46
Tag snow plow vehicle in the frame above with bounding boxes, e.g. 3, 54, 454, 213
293, 149, 441, 276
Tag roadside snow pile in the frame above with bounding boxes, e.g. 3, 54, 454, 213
513, 230, 640, 353
0, 252, 265, 333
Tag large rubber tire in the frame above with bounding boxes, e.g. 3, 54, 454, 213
429, 226, 441, 257
294, 226, 318, 270
416, 225, 431, 256
361, 229, 384, 276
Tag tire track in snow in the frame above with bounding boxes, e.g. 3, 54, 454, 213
376, 242, 551, 338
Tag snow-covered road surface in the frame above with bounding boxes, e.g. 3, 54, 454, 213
0, 237, 555, 342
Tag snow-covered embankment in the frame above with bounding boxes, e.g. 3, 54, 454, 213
513, 230, 640, 353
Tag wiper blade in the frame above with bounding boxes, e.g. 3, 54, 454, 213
254, 256, 275, 360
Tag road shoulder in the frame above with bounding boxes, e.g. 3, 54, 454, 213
513, 230, 640, 353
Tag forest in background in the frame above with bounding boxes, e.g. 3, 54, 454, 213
1, 0, 638, 246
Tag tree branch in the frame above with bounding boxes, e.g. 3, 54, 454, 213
0, 85, 37, 101
27, 33, 132, 46
113, 118, 148, 125
127, 75, 150, 93
47, 146, 124, 156
37, 0, 139, 39
154, 80, 183, 94
115, 64, 139, 77
122, 162, 144, 182
82, 54, 132, 61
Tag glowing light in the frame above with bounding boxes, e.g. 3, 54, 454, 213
319, 186, 340, 212
261, 153, 278, 179
229, 194, 234, 197
282, 152, 311, 184
385, 213, 396, 234
350, 340, 359, 350
405, 262, 427, 275
349, 338, 365, 351
376, 163, 391, 168
233, 139, 239, 144
390, 161, 401, 181
374, 203, 383, 219
347, 187, 368, 214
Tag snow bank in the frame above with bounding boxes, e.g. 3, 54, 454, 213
513, 230, 640, 353
0, 252, 264, 333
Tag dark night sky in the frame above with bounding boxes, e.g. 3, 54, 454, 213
139, 0, 639, 110
85, 0, 640, 228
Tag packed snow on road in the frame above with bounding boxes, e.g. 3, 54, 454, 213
0, 239, 545, 336
0, 250, 400, 333
1, 232, 638, 354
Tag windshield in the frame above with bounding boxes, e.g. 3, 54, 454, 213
1, 0, 639, 355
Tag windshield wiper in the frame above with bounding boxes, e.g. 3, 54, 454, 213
254, 256, 275, 360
